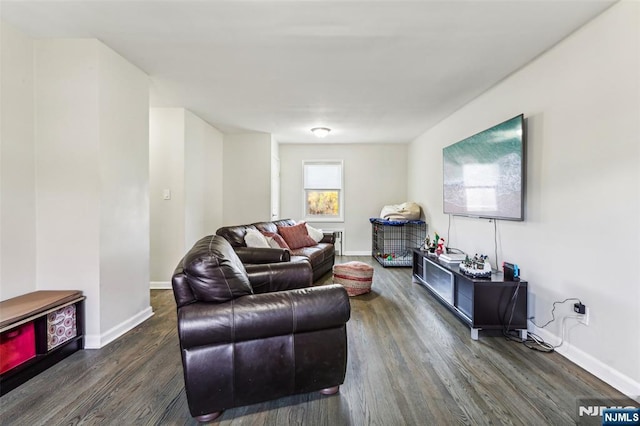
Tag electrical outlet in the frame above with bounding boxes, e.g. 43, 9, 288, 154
578, 307, 590, 326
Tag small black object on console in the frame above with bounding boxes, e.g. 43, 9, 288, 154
503, 262, 520, 281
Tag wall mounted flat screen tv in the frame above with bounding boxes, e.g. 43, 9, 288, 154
443, 114, 525, 221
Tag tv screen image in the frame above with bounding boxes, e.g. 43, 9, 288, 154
443, 114, 524, 221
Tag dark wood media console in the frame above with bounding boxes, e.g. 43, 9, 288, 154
412, 249, 527, 340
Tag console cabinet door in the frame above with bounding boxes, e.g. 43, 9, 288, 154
455, 278, 473, 321
423, 258, 454, 305
473, 282, 528, 329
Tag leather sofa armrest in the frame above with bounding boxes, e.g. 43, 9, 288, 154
178, 284, 350, 349
245, 261, 313, 294
320, 232, 336, 244
234, 247, 290, 263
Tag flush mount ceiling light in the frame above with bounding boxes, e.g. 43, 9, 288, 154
311, 127, 331, 138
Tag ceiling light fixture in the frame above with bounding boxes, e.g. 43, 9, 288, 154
311, 127, 331, 138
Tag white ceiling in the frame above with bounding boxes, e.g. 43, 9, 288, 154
1, 0, 615, 144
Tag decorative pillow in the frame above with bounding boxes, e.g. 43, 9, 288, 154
244, 228, 270, 248
304, 223, 324, 243
277, 222, 318, 250
261, 231, 290, 249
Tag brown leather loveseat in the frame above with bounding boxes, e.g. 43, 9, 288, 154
216, 218, 336, 282
171, 235, 350, 422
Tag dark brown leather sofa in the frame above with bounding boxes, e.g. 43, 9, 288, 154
171, 235, 350, 422
216, 218, 336, 282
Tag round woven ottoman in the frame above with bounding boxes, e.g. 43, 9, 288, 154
333, 261, 374, 296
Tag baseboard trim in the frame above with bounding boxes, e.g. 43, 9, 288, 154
84, 306, 154, 349
150, 281, 171, 289
532, 326, 640, 402
342, 251, 371, 256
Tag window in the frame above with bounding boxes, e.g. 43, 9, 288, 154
303, 160, 343, 222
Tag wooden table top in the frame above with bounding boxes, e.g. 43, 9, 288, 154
0, 290, 84, 329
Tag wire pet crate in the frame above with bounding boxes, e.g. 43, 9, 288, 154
370, 218, 427, 267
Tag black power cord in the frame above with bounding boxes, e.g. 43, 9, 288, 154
503, 297, 584, 353
444, 215, 466, 255
529, 298, 582, 329
446, 215, 580, 352
501, 282, 546, 349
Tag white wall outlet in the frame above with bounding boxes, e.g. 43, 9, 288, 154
579, 307, 590, 326
163, 189, 171, 200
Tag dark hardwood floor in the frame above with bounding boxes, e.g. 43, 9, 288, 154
0, 257, 633, 425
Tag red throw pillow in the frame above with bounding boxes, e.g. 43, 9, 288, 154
277, 222, 317, 250
261, 231, 290, 249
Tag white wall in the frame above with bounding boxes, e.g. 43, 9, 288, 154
35, 39, 103, 340
222, 133, 272, 225
149, 108, 185, 283
271, 136, 280, 220
150, 108, 224, 283
0, 22, 36, 300
280, 143, 408, 254
201, 117, 224, 235
34, 38, 152, 347
1, 33, 153, 348
97, 43, 151, 338
185, 110, 224, 246
407, 1, 639, 397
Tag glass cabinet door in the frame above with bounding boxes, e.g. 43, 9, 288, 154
423, 259, 454, 305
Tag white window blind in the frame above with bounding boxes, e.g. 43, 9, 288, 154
302, 160, 344, 222
303, 163, 342, 189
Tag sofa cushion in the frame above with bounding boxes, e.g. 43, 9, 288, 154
291, 246, 326, 265
289, 255, 311, 264
181, 235, 253, 303
278, 222, 318, 250
253, 219, 296, 234
252, 222, 278, 234
244, 228, 270, 248
304, 223, 324, 243
261, 231, 290, 249
216, 225, 255, 247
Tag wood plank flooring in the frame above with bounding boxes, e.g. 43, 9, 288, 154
0, 256, 634, 425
